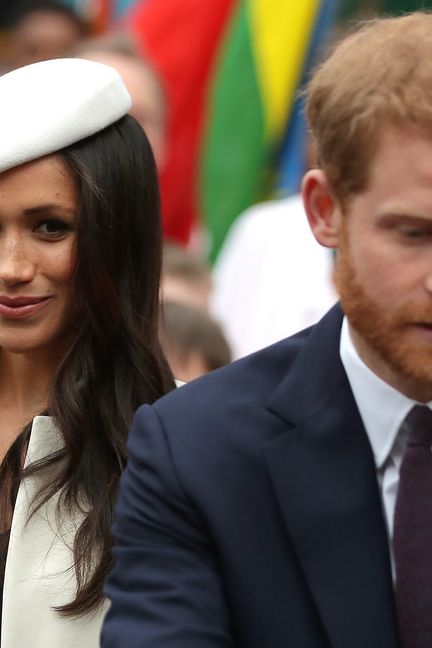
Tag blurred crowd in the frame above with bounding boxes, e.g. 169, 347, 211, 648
0, 0, 374, 381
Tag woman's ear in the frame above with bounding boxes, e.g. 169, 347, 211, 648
301, 169, 341, 248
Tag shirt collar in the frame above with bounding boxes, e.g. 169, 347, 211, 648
339, 317, 429, 469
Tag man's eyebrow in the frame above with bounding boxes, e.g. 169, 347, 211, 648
23, 204, 77, 216
377, 211, 432, 223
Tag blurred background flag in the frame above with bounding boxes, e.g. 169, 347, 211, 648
276, 0, 340, 197
62, 0, 140, 26
128, 0, 339, 258
113, 0, 138, 19
128, 0, 237, 246
201, 0, 339, 261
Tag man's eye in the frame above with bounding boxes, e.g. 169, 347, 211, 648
35, 219, 70, 236
399, 225, 431, 239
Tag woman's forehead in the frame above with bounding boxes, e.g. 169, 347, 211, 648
0, 156, 77, 215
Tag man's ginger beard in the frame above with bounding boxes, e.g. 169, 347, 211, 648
335, 225, 432, 385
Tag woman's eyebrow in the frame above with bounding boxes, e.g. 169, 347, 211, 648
23, 204, 77, 217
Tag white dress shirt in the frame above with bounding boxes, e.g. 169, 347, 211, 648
339, 317, 432, 574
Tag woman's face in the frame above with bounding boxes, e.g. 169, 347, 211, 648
0, 155, 77, 354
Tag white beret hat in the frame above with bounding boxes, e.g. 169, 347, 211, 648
0, 57, 132, 173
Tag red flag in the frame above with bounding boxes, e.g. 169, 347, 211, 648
128, 0, 235, 244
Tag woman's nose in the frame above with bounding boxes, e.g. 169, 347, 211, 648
0, 237, 35, 286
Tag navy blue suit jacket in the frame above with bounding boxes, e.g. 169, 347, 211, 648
102, 305, 400, 647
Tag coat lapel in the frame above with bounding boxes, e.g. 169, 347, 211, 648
2, 416, 104, 648
264, 305, 399, 648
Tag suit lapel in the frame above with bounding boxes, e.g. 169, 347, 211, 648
264, 306, 399, 648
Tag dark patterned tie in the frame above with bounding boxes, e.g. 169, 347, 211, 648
394, 405, 432, 647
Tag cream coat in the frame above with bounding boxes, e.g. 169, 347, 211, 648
1, 416, 107, 647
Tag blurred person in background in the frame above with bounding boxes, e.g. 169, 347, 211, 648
3, 0, 86, 71
162, 242, 212, 313
0, 57, 174, 646
74, 35, 167, 169
160, 301, 231, 382
210, 104, 337, 360
211, 193, 337, 359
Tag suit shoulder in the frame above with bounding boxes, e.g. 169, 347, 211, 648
150, 324, 313, 419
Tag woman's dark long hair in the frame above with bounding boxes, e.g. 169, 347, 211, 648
0, 115, 175, 617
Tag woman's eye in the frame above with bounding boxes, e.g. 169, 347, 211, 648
35, 219, 71, 236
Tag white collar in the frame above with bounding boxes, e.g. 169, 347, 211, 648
26, 416, 63, 466
26, 386, 185, 464
339, 317, 431, 470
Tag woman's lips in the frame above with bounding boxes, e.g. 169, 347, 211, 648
0, 296, 52, 319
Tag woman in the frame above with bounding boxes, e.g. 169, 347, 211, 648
0, 57, 175, 646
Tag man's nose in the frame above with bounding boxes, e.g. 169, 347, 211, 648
0, 237, 35, 286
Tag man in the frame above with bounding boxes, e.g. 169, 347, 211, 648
102, 12, 432, 647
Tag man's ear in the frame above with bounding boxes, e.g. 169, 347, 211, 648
301, 169, 341, 248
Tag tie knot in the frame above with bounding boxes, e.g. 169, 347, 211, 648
404, 405, 432, 447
